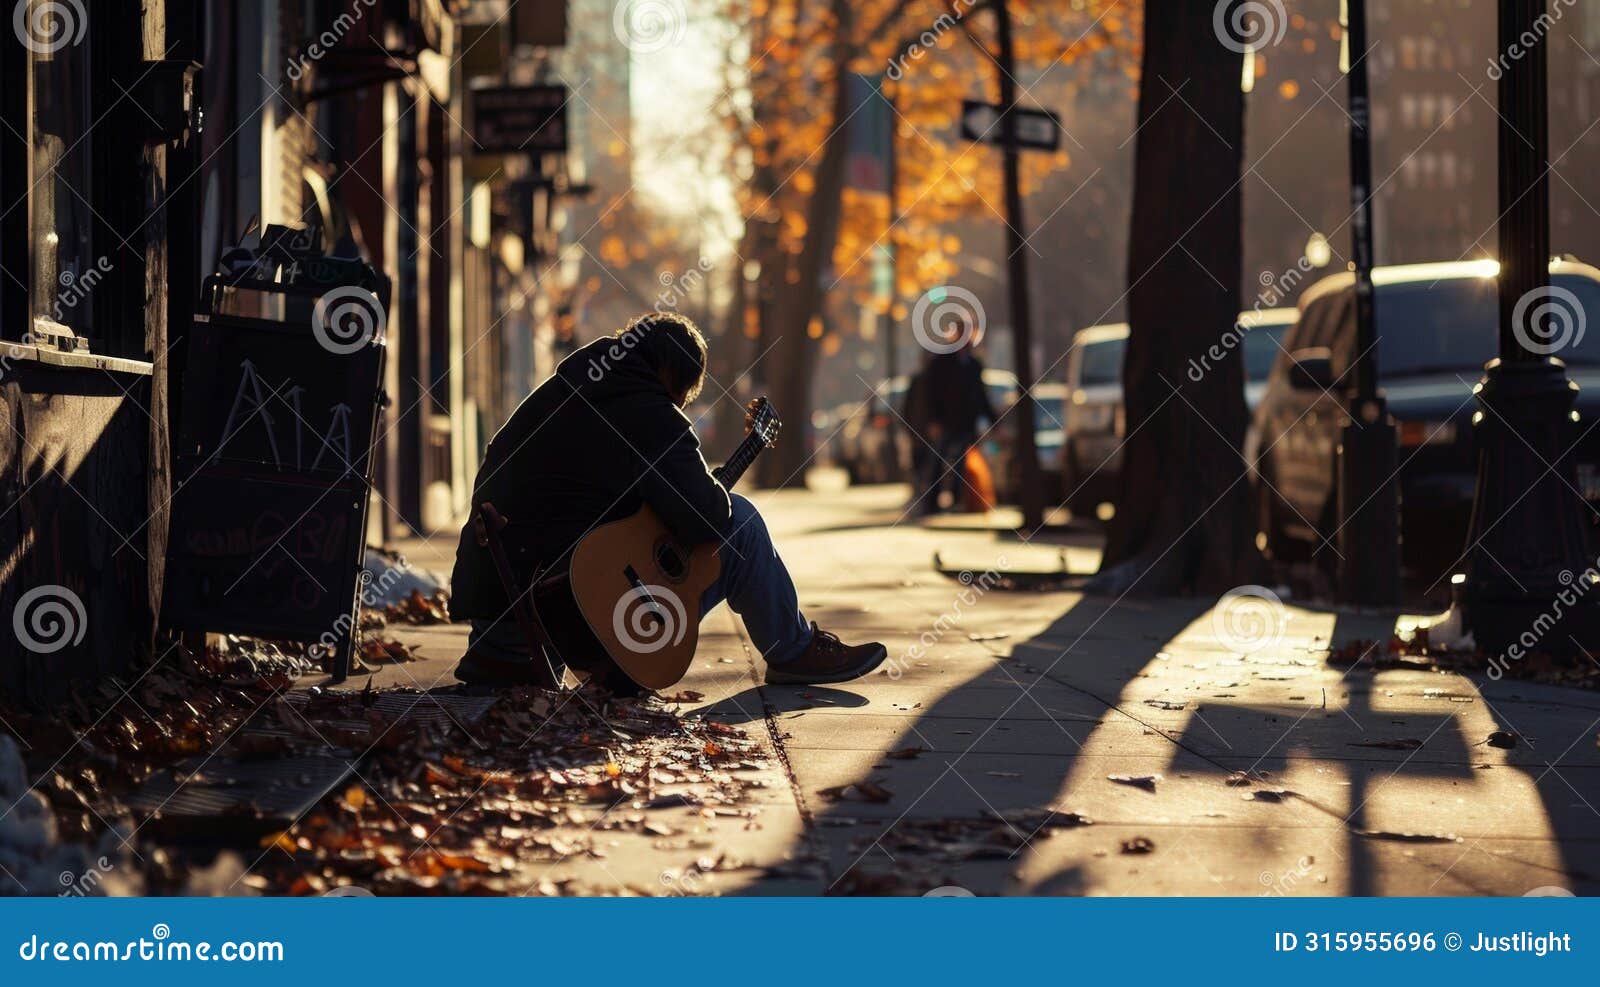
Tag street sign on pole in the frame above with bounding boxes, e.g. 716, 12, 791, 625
960, 100, 1061, 152
988, 3, 1047, 531
845, 73, 893, 195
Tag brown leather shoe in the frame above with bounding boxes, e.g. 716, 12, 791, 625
765, 624, 889, 684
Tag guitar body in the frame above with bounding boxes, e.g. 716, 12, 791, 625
569, 504, 721, 690
569, 397, 779, 691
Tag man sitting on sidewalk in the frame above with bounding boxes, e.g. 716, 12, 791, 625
447, 312, 888, 689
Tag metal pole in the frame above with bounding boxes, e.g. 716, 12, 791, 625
885, 80, 899, 386
881, 78, 902, 483
1496, 0, 1550, 359
1335, 0, 1400, 605
1456, 0, 1595, 657
1345, 0, 1377, 404
994, 0, 1045, 530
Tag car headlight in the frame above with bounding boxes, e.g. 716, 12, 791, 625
1397, 421, 1458, 447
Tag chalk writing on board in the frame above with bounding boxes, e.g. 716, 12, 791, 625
216, 360, 355, 471
217, 359, 281, 467
311, 404, 354, 472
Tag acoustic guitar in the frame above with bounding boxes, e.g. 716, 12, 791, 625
568, 398, 781, 689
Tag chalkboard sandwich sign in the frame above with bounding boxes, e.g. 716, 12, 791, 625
163, 225, 389, 682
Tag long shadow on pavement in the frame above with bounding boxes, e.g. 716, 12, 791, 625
715, 584, 1600, 895
1161, 608, 1600, 895
751, 592, 1214, 895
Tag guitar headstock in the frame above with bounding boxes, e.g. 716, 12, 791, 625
744, 397, 782, 448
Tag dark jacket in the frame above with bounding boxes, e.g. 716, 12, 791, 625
448, 337, 730, 621
905, 351, 998, 437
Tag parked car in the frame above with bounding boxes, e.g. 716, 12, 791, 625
1060, 310, 1295, 517
1240, 307, 1298, 408
836, 377, 911, 484
1248, 258, 1600, 583
1031, 382, 1068, 497
1060, 323, 1128, 515
978, 372, 1066, 502
837, 369, 1063, 504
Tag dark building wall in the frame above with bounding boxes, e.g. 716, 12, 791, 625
0, 363, 160, 705
0, 0, 192, 704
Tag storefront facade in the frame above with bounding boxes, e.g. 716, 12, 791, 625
2, 0, 576, 703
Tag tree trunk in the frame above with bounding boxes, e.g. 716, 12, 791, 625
720, 27, 782, 457
1087, 2, 1259, 595
758, 0, 854, 488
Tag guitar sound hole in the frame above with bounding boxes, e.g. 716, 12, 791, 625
655, 542, 687, 580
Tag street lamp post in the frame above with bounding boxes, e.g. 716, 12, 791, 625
1456, 0, 1596, 657
1335, 0, 1401, 606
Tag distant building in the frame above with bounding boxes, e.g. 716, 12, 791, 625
1244, 0, 1600, 303
1550, 1, 1600, 264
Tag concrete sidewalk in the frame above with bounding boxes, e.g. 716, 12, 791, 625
337, 484, 1600, 896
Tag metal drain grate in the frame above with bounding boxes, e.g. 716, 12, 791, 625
126, 755, 353, 835
280, 690, 498, 729
114, 693, 498, 835
231, 691, 499, 758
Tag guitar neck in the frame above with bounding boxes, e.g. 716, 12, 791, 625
718, 432, 765, 489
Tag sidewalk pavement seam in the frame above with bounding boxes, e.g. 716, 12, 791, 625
724, 608, 830, 891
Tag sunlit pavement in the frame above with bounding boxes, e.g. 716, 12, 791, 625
362, 484, 1600, 896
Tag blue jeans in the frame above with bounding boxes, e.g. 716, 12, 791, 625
700, 493, 814, 665
467, 493, 812, 670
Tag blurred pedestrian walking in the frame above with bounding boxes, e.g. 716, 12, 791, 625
904, 325, 999, 515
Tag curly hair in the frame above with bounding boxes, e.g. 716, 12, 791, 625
616, 311, 709, 407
